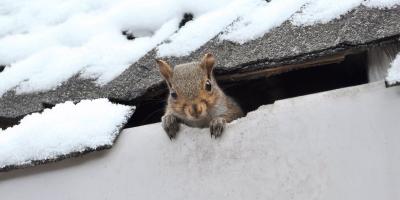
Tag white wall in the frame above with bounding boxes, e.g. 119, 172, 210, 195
1, 81, 399, 200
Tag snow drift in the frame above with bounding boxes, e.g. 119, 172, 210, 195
0, 98, 134, 171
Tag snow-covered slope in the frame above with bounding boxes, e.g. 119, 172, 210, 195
0, 0, 399, 96
0, 99, 134, 170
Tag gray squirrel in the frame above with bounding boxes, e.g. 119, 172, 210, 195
156, 53, 243, 139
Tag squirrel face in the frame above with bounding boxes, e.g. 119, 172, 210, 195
157, 54, 218, 121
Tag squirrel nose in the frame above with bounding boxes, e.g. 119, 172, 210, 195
190, 104, 201, 118
191, 104, 197, 112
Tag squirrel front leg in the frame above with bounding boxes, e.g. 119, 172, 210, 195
210, 117, 226, 138
210, 97, 243, 138
162, 114, 180, 139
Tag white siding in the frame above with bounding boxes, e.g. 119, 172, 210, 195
1, 81, 400, 200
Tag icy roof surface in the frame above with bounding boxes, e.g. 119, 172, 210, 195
0, 98, 134, 170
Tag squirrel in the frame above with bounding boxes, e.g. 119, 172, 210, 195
156, 53, 243, 139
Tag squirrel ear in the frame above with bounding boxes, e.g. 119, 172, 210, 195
200, 53, 215, 79
156, 59, 173, 84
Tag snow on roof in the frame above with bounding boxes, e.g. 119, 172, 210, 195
386, 53, 400, 86
0, 1, 400, 120
0, 98, 134, 171
0, 0, 400, 97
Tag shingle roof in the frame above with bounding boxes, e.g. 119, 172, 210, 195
1, 5, 399, 121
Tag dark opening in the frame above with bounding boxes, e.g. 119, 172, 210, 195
0, 65, 5, 73
121, 13, 194, 41
122, 30, 136, 40
0, 102, 59, 129
125, 51, 368, 128
223, 52, 368, 113
122, 85, 169, 128
179, 13, 194, 28
0, 116, 24, 129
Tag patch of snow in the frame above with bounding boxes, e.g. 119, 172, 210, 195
223, 0, 400, 43
0, 0, 231, 96
220, 0, 308, 44
0, 0, 111, 37
386, 53, 400, 85
291, 0, 363, 26
0, 98, 134, 169
364, 0, 400, 8
157, 0, 262, 57
292, 0, 400, 26
0, 0, 183, 95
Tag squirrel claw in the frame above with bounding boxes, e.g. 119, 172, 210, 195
210, 118, 226, 138
162, 114, 180, 140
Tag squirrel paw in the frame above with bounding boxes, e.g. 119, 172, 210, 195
162, 114, 180, 139
210, 118, 226, 138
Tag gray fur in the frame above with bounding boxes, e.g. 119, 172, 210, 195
161, 114, 180, 139
171, 62, 204, 99
210, 117, 226, 138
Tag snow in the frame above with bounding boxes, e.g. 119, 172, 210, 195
0, 0, 399, 95
364, 0, 400, 8
291, 0, 364, 26
220, 0, 308, 43
0, 0, 231, 96
0, 98, 134, 169
0, 0, 182, 95
157, 0, 262, 56
292, 0, 400, 25
386, 53, 400, 85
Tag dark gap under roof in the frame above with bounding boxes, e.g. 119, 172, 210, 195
126, 51, 368, 128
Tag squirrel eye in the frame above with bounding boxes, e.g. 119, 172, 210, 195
205, 80, 212, 91
170, 91, 178, 99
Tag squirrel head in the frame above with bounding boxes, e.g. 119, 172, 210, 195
156, 53, 220, 121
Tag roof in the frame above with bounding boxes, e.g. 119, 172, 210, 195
1, 5, 400, 120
